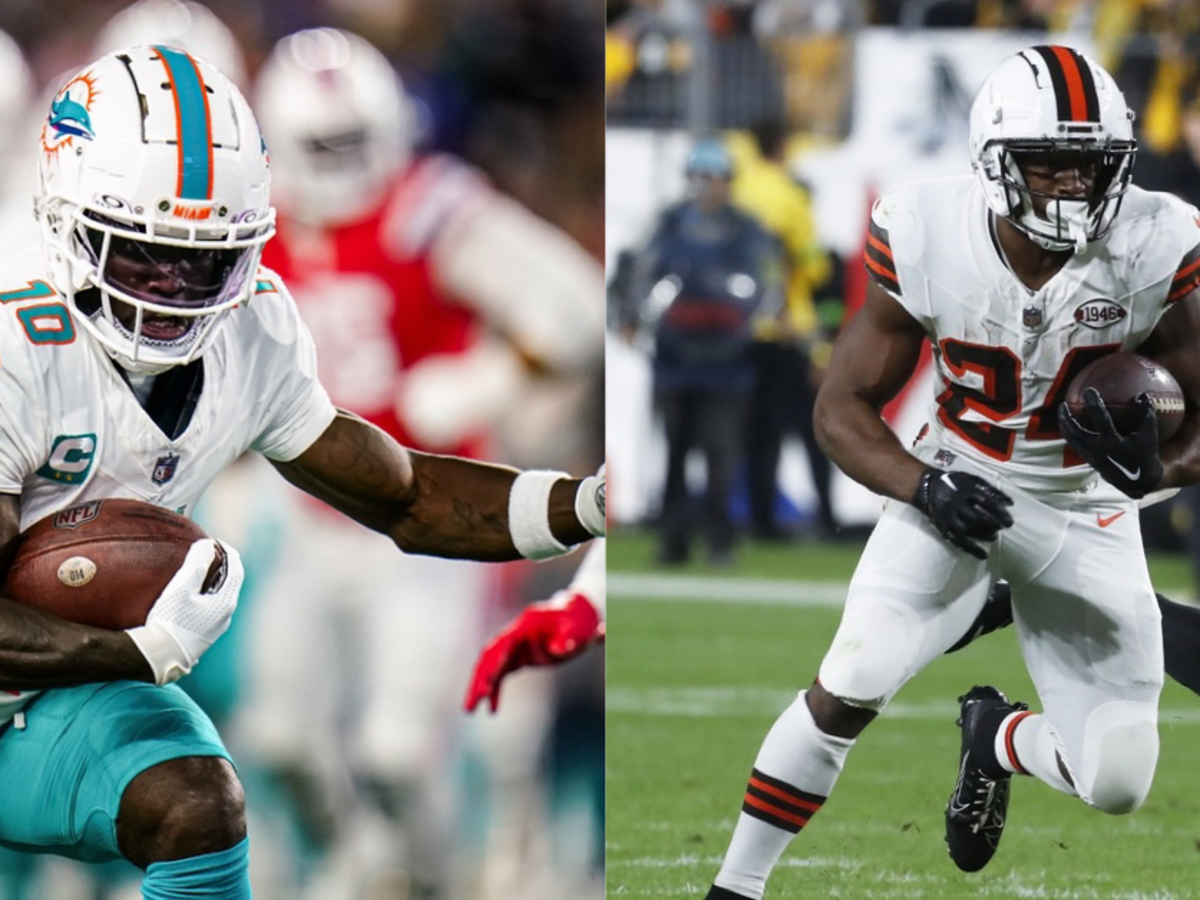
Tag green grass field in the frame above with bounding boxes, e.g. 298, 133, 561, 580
606, 529, 1200, 899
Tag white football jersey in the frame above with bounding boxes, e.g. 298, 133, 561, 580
0, 246, 337, 722
866, 176, 1200, 493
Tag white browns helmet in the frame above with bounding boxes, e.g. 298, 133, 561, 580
969, 44, 1136, 253
36, 46, 274, 374
254, 27, 415, 226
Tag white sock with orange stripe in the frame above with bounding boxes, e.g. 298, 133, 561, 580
710, 691, 854, 900
992, 710, 1075, 794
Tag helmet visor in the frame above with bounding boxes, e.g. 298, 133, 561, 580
87, 228, 255, 311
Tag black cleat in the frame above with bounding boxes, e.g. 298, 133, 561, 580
944, 685, 1028, 872
705, 887, 754, 900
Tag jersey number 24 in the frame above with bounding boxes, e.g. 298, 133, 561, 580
936, 339, 1119, 465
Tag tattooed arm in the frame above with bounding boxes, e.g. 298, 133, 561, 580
271, 410, 591, 561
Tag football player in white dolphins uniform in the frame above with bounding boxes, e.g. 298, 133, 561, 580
0, 46, 604, 900
703, 45, 1200, 900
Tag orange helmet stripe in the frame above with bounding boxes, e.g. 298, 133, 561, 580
1031, 45, 1099, 123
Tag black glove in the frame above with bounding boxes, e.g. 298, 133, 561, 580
1057, 388, 1162, 499
912, 466, 1014, 560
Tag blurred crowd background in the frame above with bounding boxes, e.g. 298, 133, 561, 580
606, 0, 1200, 580
0, 1, 605, 899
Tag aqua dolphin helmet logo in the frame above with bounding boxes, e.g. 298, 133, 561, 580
49, 95, 94, 140
41, 71, 99, 157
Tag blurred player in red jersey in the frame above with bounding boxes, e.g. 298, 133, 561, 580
257, 28, 604, 466
246, 27, 605, 900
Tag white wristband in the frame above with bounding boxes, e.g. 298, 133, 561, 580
574, 465, 606, 537
509, 470, 570, 560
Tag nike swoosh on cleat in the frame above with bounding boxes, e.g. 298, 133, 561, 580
1097, 511, 1126, 528
1107, 458, 1140, 481
948, 765, 974, 815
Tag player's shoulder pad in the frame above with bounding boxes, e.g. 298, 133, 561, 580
865, 181, 937, 298
865, 195, 902, 297
1153, 191, 1200, 305
0, 247, 74, 347
237, 266, 308, 348
0, 245, 62, 313
867, 177, 975, 318
1108, 185, 1200, 301
0, 247, 75, 393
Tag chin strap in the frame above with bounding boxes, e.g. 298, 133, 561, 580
1021, 198, 1091, 254
1060, 199, 1091, 253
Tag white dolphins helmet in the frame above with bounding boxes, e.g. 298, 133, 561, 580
254, 27, 414, 226
93, 0, 247, 89
36, 46, 274, 374
969, 45, 1136, 253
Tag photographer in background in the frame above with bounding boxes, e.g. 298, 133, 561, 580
633, 137, 780, 566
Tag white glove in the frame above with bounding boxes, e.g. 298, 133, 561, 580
575, 464, 606, 537
125, 538, 244, 685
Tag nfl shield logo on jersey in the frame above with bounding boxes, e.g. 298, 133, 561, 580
1022, 306, 1044, 330
152, 453, 180, 486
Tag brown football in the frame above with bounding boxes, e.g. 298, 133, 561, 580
0, 499, 213, 630
1064, 352, 1185, 444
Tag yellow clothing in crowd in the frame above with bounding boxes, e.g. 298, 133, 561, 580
727, 134, 830, 340
606, 30, 636, 96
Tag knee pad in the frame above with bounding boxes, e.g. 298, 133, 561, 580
818, 601, 922, 708
1076, 701, 1158, 815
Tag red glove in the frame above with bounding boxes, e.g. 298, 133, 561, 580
464, 592, 605, 713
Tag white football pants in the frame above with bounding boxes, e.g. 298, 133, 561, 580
818, 450, 1163, 811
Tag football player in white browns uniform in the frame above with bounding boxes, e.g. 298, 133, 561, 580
0, 46, 604, 898
703, 45, 1200, 900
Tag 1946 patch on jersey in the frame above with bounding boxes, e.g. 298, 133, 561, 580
1074, 298, 1127, 329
